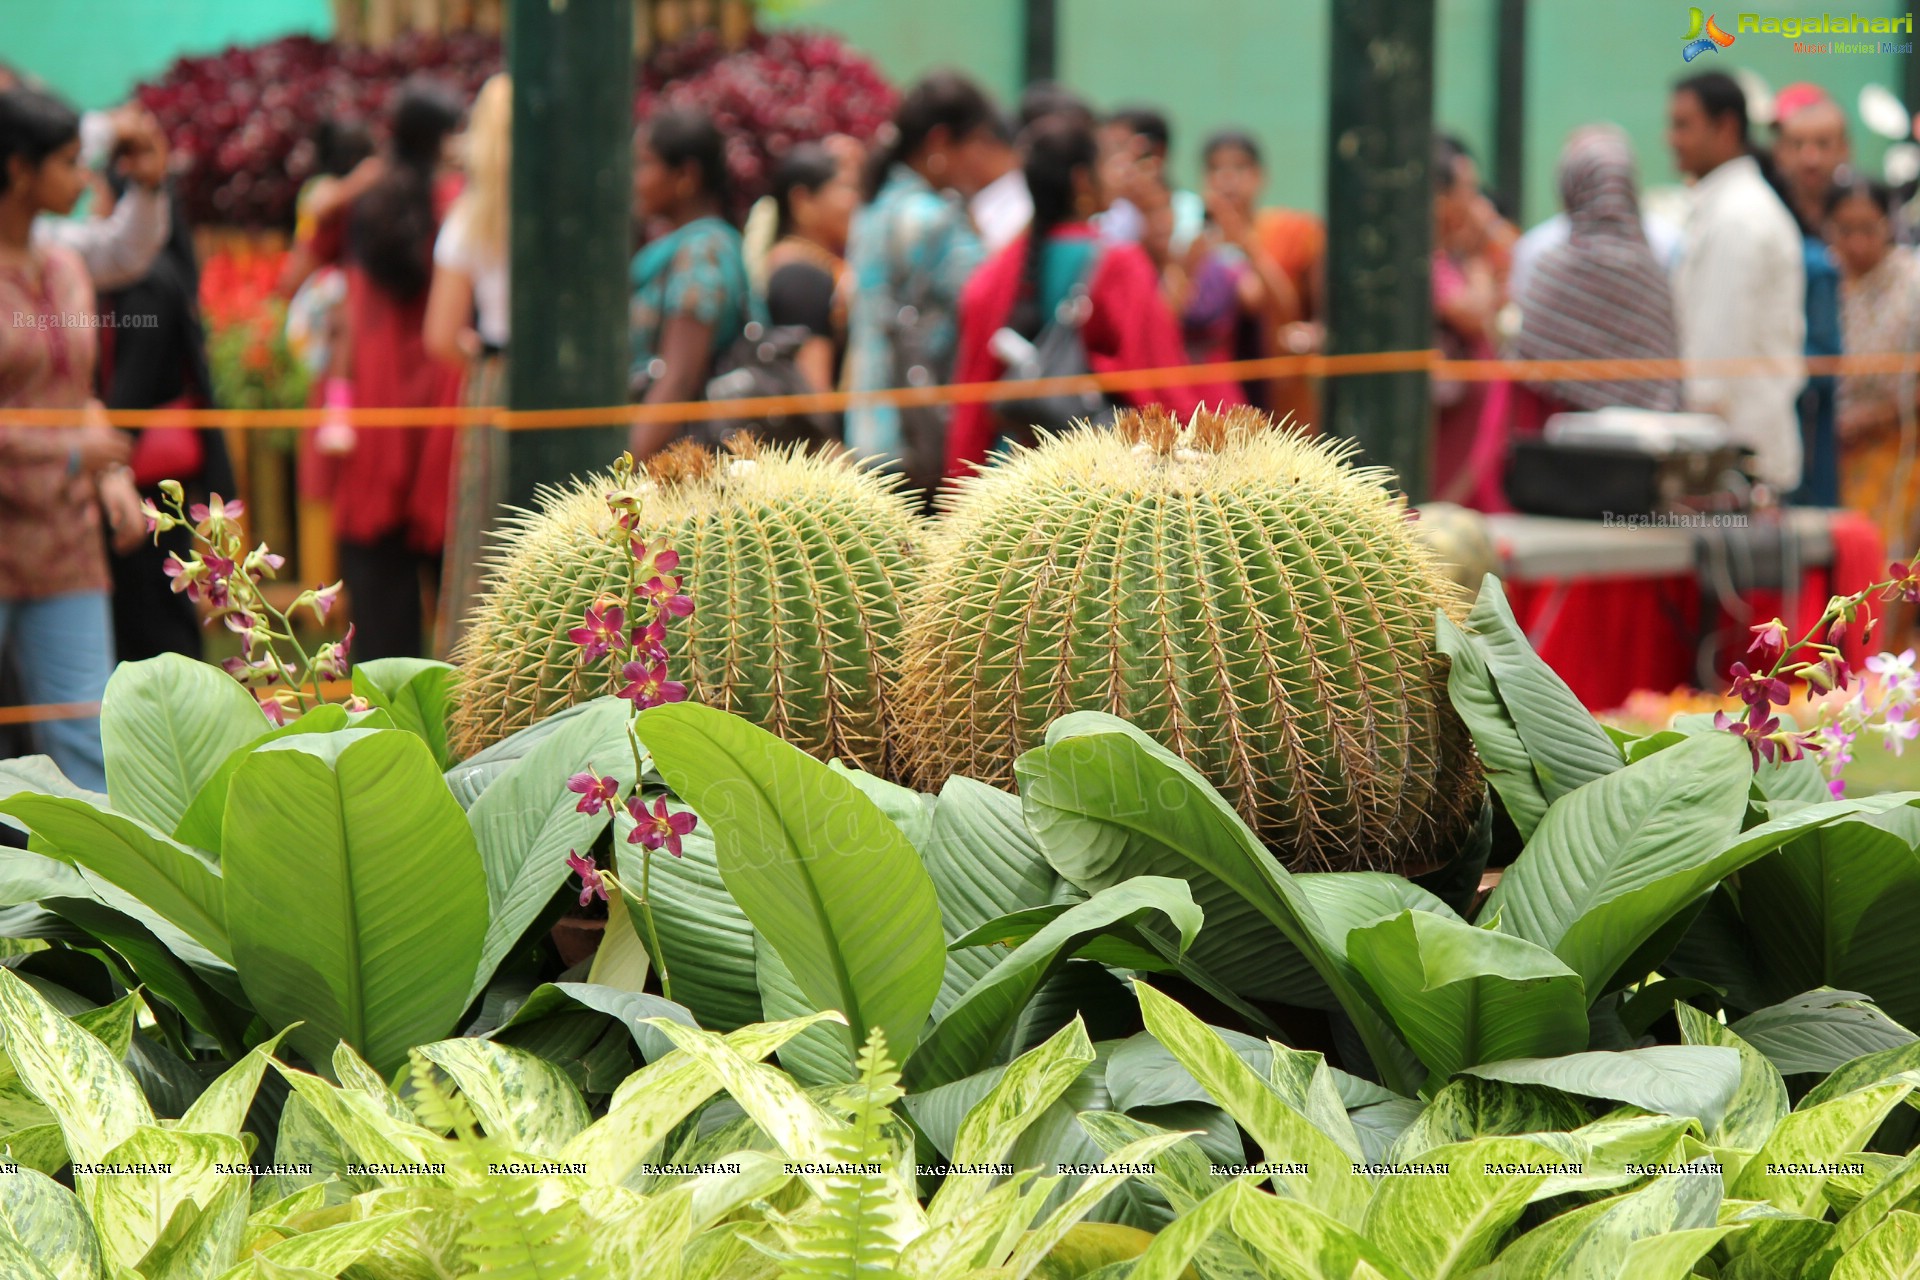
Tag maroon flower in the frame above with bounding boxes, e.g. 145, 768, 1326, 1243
641, 574, 695, 621
634, 620, 670, 664
1728, 661, 1789, 709
632, 540, 681, 578
626, 795, 698, 857
313, 625, 354, 682
616, 659, 689, 710
260, 697, 289, 727
1888, 562, 1920, 606
564, 849, 608, 906
221, 654, 280, 688
1747, 618, 1789, 670
223, 609, 261, 655
1716, 708, 1779, 768
568, 600, 627, 665
567, 770, 622, 816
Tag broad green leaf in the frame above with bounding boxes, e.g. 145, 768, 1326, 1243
1363, 1135, 1569, 1280
1675, 1004, 1789, 1151
1731, 990, 1918, 1078
172, 705, 351, 854
490, 981, 696, 1065
1488, 732, 1751, 995
135, 1175, 249, 1280
100, 653, 267, 835
38, 896, 248, 1054
0, 1125, 68, 1176
1387, 1075, 1588, 1164
1833, 1210, 1920, 1280
466, 697, 636, 1003
563, 1012, 844, 1185
751, 925, 856, 1085
1443, 578, 1623, 825
636, 701, 946, 1065
645, 1015, 925, 1236
223, 729, 488, 1075
1227, 1180, 1418, 1280
1460, 1046, 1743, 1132
1263, 1042, 1368, 1164
0, 795, 230, 962
413, 1039, 590, 1156
1135, 980, 1368, 1225
1805, 1040, 1920, 1108
1104, 1027, 1398, 1114
1016, 713, 1420, 1095
1817, 1145, 1920, 1270
828, 760, 935, 851
1436, 612, 1551, 839
0, 969, 151, 1165
1492, 1160, 1725, 1278
78, 1125, 246, 1272
586, 878, 651, 994
1076, 1114, 1268, 1280
0, 1165, 102, 1280
930, 1018, 1095, 1222
1739, 809, 1920, 1031
906, 876, 1201, 1090
1348, 909, 1587, 1083
923, 775, 1062, 1019
444, 698, 621, 809
179, 1028, 294, 1138
1001, 1131, 1191, 1274
1732, 1080, 1915, 1216
623, 822, 762, 1031
269, 1065, 447, 1183
0, 759, 99, 904
214, 1211, 424, 1280
353, 658, 456, 769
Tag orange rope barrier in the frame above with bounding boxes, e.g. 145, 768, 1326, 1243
4, 348, 1905, 431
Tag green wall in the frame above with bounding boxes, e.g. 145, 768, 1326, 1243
5, 0, 333, 110
782, 0, 1909, 225
13, 0, 1911, 227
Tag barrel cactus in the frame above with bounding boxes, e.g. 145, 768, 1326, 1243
450, 440, 918, 772
896, 406, 1480, 872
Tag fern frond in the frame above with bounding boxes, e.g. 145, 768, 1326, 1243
777, 1030, 912, 1279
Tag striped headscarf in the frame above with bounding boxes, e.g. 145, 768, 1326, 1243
1513, 126, 1682, 411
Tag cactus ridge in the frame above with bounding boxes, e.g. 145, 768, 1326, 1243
898, 408, 1480, 872
450, 443, 919, 771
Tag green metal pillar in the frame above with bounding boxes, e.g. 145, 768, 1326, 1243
1493, 0, 1528, 222
504, 0, 633, 513
1323, 0, 1437, 502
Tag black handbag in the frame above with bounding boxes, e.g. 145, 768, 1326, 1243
990, 271, 1115, 445
699, 321, 839, 451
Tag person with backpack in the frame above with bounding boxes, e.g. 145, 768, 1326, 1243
843, 72, 999, 505
943, 113, 1241, 482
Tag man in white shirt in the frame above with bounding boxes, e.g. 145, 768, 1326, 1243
968, 114, 1032, 254
1667, 71, 1807, 491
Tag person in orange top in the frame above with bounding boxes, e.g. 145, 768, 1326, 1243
1253, 198, 1326, 429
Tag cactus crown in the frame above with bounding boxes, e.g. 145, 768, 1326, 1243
451, 442, 919, 771
898, 408, 1479, 873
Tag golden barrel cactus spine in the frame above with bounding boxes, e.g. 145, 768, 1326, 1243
897, 407, 1480, 873
450, 440, 919, 772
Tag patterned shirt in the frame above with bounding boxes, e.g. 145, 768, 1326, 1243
0, 244, 109, 600
843, 165, 985, 460
629, 216, 754, 389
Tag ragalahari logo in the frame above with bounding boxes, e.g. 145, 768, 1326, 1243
1683, 8, 1738, 59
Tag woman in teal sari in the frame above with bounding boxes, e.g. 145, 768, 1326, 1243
628, 109, 755, 458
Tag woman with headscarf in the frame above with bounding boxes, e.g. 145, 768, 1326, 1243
1473, 127, 1683, 510
1513, 127, 1682, 415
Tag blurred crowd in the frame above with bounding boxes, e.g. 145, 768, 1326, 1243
5, 60, 1920, 791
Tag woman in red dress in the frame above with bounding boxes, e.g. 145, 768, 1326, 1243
945, 114, 1242, 481
303, 80, 465, 661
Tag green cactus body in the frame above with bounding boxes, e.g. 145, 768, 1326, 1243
451, 443, 918, 772
898, 408, 1480, 872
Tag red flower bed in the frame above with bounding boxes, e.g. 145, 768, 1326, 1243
137, 28, 895, 230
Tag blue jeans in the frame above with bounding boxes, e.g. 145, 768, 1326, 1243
0, 591, 114, 793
